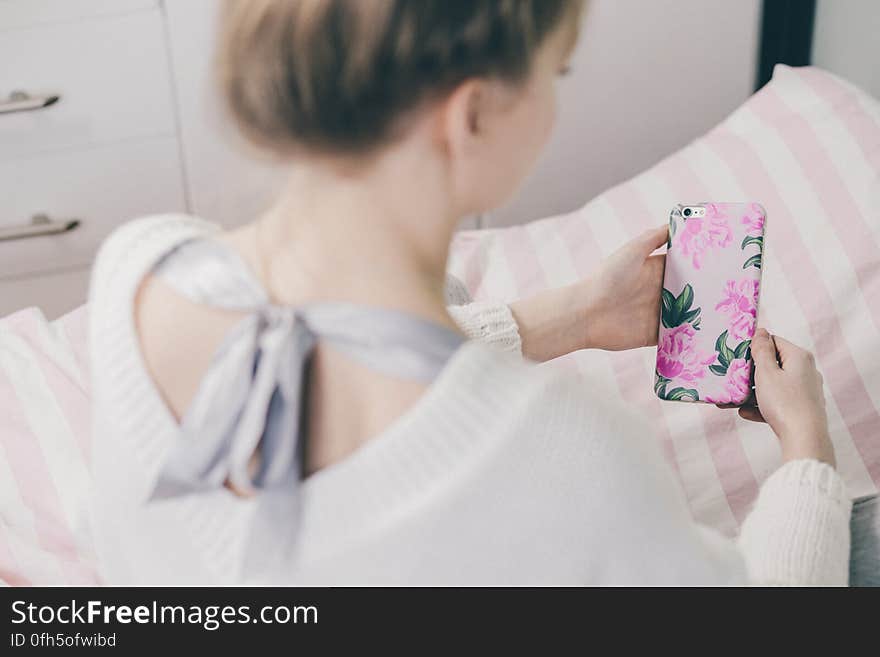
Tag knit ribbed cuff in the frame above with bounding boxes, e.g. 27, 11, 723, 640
738, 459, 852, 586
448, 301, 522, 355
759, 459, 850, 507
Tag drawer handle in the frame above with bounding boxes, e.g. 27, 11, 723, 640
0, 90, 61, 115
0, 214, 80, 242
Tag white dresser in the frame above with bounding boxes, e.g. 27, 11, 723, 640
0, 0, 284, 319
0, 0, 188, 318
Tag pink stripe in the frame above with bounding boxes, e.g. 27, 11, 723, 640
0, 526, 31, 586
0, 371, 97, 584
706, 128, 880, 484
602, 184, 656, 235
56, 306, 92, 387
500, 225, 551, 298
751, 85, 880, 334
697, 406, 755, 525
10, 328, 91, 461
609, 182, 758, 521
657, 152, 712, 200
450, 231, 489, 299
797, 68, 880, 174
558, 205, 683, 479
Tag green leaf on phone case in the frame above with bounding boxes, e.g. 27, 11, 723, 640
666, 387, 699, 402
721, 344, 735, 365
681, 308, 701, 324
661, 284, 702, 330
741, 235, 763, 250
655, 366, 698, 401
733, 339, 752, 360
715, 330, 736, 368
742, 254, 762, 270
709, 364, 728, 376
673, 284, 694, 318
654, 371, 670, 398
660, 289, 675, 327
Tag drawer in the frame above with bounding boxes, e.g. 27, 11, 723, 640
0, 9, 176, 160
0, 266, 90, 320
0, 137, 187, 279
0, 1, 157, 32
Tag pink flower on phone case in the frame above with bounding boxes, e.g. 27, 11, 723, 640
677, 203, 734, 269
657, 323, 716, 386
715, 278, 760, 342
705, 358, 751, 405
655, 203, 765, 405
742, 203, 765, 237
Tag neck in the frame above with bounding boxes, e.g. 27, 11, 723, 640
238, 142, 461, 328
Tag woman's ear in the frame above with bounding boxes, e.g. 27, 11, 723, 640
436, 79, 485, 159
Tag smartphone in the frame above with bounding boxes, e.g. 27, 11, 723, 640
654, 202, 766, 405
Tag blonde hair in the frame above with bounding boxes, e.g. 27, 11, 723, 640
218, 0, 579, 156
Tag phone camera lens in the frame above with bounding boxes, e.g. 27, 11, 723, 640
683, 208, 692, 217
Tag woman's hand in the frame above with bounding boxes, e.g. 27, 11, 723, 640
578, 225, 668, 351
736, 328, 836, 467
509, 226, 666, 361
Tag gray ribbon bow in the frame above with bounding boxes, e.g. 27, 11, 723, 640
148, 238, 464, 505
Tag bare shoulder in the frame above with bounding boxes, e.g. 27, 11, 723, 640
134, 272, 244, 421
85, 214, 238, 419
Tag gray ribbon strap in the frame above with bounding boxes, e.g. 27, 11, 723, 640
149, 238, 465, 503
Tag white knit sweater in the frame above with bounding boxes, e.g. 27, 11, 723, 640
88, 215, 852, 585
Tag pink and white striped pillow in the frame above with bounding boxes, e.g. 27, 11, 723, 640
0, 306, 96, 585
1, 65, 878, 584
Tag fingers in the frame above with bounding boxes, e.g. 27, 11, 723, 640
224, 479, 255, 499
768, 334, 809, 370
738, 406, 766, 423
750, 328, 780, 372
716, 398, 764, 423
752, 328, 817, 372
636, 225, 670, 255
716, 399, 765, 422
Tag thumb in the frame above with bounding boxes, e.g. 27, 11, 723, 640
635, 225, 670, 255
750, 328, 779, 371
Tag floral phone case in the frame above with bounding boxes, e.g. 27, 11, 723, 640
654, 202, 766, 404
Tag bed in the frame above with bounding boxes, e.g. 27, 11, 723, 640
1, 65, 878, 585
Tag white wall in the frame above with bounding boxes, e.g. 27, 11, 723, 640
490, 0, 762, 226
812, 0, 880, 100
163, 0, 287, 229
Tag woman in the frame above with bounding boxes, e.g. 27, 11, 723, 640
88, 0, 855, 584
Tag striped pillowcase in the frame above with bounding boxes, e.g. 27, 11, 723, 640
0, 306, 95, 585
0, 65, 877, 584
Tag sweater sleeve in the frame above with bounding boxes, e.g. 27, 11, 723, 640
448, 302, 522, 355
737, 459, 851, 585
444, 274, 523, 355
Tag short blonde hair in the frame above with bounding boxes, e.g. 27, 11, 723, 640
218, 0, 579, 156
